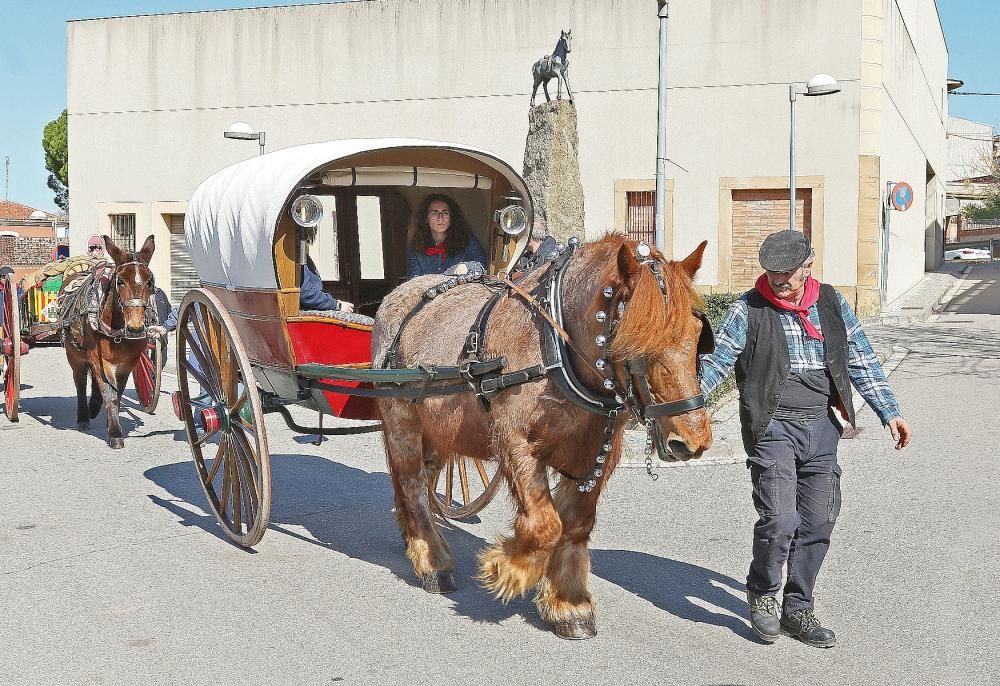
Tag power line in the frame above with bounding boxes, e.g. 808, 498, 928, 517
951, 91, 1000, 96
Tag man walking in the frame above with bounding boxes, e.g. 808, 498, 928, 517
700, 230, 912, 648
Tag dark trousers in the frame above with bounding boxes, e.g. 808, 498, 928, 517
746, 412, 843, 615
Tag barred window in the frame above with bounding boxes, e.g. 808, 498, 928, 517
109, 213, 136, 253
625, 190, 655, 246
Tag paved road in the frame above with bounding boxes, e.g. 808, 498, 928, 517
2, 268, 998, 685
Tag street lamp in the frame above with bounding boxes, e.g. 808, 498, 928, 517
223, 121, 266, 155
789, 73, 840, 232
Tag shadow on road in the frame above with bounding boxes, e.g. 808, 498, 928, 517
591, 549, 758, 641
946, 268, 1000, 315
17, 394, 150, 441
144, 454, 541, 628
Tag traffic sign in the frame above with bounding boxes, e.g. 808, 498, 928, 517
889, 182, 914, 212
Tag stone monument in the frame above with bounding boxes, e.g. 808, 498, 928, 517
523, 31, 585, 245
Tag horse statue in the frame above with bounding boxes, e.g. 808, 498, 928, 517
530, 29, 574, 107
372, 234, 713, 639
59, 235, 157, 448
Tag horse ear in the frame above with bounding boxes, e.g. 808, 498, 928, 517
103, 236, 124, 265
678, 240, 708, 279
137, 235, 155, 264
616, 242, 641, 282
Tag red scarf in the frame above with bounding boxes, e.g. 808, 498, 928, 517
425, 244, 446, 262
754, 273, 824, 341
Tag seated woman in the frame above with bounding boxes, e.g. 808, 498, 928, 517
300, 257, 354, 313
405, 194, 488, 278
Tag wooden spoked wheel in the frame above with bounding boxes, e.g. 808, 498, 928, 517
431, 455, 503, 520
1, 273, 21, 423
175, 288, 270, 547
132, 340, 163, 414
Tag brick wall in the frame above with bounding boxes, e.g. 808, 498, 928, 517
730, 189, 812, 292
0, 236, 66, 269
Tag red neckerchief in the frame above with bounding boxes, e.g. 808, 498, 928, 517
754, 273, 824, 341
424, 244, 446, 262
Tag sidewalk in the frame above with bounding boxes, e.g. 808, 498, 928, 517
621, 263, 970, 469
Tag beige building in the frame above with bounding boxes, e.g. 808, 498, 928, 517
67, 0, 949, 314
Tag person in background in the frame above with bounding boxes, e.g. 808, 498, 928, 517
86, 235, 111, 262
514, 221, 557, 274
405, 193, 487, 278
699, 229, 912, 649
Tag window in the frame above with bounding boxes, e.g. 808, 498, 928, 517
357, 195, 385, 280
109, 213, 136, 252
625, 190, 655, 246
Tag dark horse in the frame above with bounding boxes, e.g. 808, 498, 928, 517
530, 29, 573, 106
373, 234, 713, 639
60, 235, 156, 448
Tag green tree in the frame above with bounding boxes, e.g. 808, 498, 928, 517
42, 109, 68, 211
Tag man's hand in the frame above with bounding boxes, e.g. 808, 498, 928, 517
147, 325, 167, 340
887, 417, 911, 450
338, 301, 355, 313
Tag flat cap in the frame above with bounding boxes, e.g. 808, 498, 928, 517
758, 230, 812, 272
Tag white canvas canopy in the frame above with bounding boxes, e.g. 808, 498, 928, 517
185, 138, 532, 290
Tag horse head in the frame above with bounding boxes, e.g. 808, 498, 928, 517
561, 29, 572, 53
593, 236, 712, 459
103, 235, 156, 337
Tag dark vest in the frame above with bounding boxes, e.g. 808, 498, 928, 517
735, 283, 855, 452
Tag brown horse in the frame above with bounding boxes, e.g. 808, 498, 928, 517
372, 234, 713, 639
61, 235, 156, 449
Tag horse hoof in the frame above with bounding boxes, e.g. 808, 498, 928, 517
108, 438, 125, 450
553, 617, 597, 640
419, 571, 457, 594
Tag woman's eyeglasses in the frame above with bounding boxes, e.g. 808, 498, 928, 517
428, 210, 451, 220
88, 245, 103, 252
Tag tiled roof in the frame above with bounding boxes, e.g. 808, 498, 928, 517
0, 201, 57, 221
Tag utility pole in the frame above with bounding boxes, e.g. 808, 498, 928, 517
654, 0, 669, 252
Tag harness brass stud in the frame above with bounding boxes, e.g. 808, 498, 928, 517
602, 442, 612, 453
595, 335, 607, 347
603, 379, 614, 390
568, 236, 580, 247
595, 311, 606, 322
602, 286, 613, 298
595, 358, 606, 370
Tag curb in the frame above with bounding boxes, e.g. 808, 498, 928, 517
865, 265, 972, 326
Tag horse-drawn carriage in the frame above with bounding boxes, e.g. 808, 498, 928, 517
176, 138, 714, 638
0, 258, 164, 423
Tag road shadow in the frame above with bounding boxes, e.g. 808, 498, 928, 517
591, 549, 759, 641
17, 394, 149, 440
945, 267, 1000, 315
144, 453, 538, 628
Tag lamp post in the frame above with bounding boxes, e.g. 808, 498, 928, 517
789, 74, 840, 232
224, 121, 266, 155
654, 0, 669, 252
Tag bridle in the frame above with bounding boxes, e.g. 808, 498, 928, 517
100, 259, 156, 341
538, 239, 715, 489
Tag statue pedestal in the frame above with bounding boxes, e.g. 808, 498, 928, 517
522, 100, 585, 244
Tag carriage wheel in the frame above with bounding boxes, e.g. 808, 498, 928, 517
132, 340, 163, 414
431, 455, 503, 520
1, 273, 21, 423
175, 288, 270, 547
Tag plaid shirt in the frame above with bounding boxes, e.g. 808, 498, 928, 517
700, 289, 901, 425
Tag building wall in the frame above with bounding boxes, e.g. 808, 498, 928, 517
67, 0, 947, 308
947, 116, 994, 182
876, 0, 949, 300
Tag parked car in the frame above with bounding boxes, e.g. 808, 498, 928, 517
944, 247, 992, 261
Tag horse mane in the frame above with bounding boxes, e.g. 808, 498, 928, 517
597, 235, 703, 362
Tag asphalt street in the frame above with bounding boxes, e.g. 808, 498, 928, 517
2, 264, 999, 685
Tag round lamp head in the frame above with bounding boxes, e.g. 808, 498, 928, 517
290, 195, 324, 228
495, 205, 528, 236
224, 121, 257, 140
804, 73, 840, 96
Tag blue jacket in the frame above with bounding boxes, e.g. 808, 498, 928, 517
300, 260, 340, 311
405, 235, 488, 279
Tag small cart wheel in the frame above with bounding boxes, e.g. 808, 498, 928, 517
175, 288, 270, 547
132, 340, 163, 414
1, 273, 21, 423
431, 455, 503, 520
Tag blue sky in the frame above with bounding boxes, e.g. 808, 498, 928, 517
0, 1, 996, 213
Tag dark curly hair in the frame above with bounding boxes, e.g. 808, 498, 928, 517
408, 193, 473, 254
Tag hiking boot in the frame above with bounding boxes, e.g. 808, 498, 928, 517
746, 590, 781, 643
780, 608, 837, 648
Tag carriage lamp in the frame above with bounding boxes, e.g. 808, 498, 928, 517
494, 191, 528, 236
290, 194, 324, 265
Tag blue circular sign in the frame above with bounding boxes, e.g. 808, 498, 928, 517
890, 182, 914, 212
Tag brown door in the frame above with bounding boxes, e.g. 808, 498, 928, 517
730, 189, 812, 292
